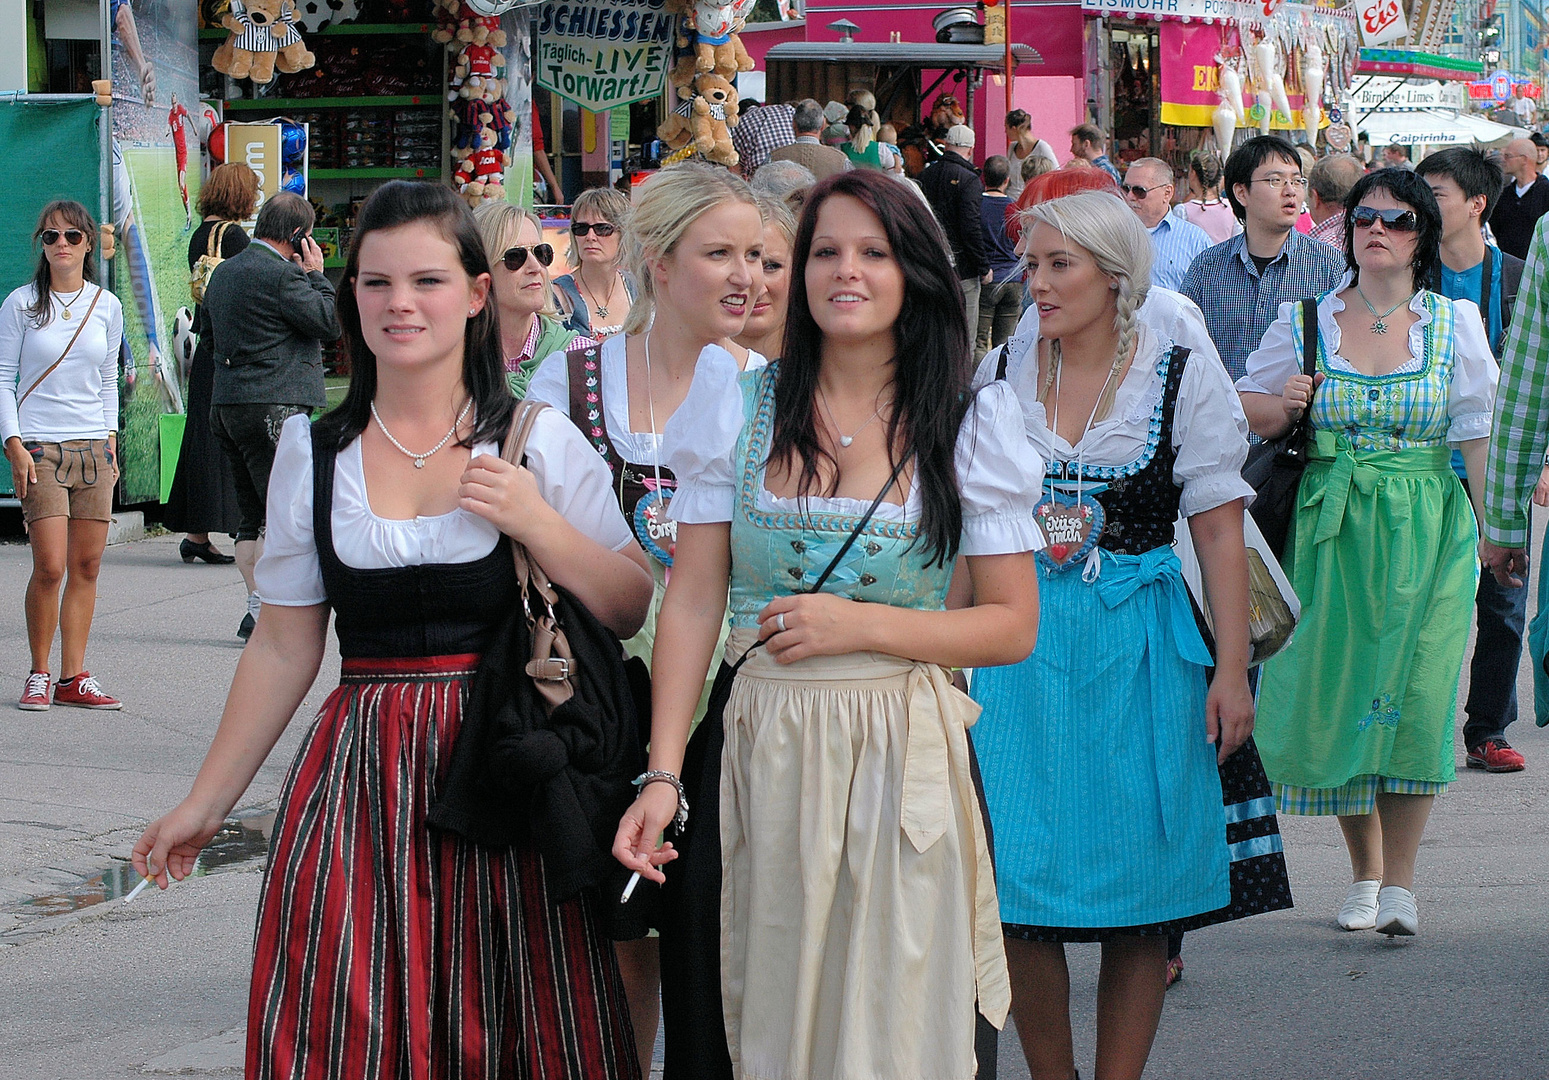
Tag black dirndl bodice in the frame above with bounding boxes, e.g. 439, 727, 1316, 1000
1042, 344, 1189, 558
309, 423, 518, 659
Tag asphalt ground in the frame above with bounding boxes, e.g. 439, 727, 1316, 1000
0, 530, 1545, 1080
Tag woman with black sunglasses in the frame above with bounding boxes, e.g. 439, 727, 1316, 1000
553, 187, 636, 341
472, 201, 593, 396
2, 200, 125, 712
1237, 167, 1498, 940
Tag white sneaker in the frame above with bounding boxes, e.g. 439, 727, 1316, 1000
1375, 885, 1418, 937
1337, 879, 1381, 930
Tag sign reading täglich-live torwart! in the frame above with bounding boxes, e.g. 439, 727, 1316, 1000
535, 0, 674, 112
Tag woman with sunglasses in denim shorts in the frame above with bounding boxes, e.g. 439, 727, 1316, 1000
472, 201, 593, 397
553, 187, 637, 341
1238, 167, 1499, 940
1, 201, 126, 712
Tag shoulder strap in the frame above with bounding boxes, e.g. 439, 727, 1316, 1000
1300, 297, 1318, 379
17, 287, 104, 408
564, 344, 625, 474
1480, 245, 1493, 339
500, 401, 577, 710
993, 345, 1009, 383
308, 419, 341, 572
208, 221, 230, 258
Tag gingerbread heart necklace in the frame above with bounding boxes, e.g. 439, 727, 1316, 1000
1034, 351, 1119, 573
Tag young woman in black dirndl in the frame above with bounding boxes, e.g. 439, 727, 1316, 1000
133, 181, 655, 1080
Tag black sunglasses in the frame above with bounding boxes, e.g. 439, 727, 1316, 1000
1351, 206, 1419, 233
500, 244, 554, 271
569, 221, 617, 237
40, 229, 86, 246
1120, 183, 1168, 199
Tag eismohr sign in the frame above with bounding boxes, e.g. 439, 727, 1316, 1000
535, 0, 673, 112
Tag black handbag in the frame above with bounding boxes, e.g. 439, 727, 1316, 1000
1243, 297, 1318, 559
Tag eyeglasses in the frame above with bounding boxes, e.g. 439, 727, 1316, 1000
500, 244, 554, 271
1351, 206, 1419, 232
569, 221, 617, 237
1247, 175, 1309, 192
1120, 182, 1169, 199
40, 229, 86, 246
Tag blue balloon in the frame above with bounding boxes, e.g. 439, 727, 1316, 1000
281, 168, 306, 195
280, 122, 307, 164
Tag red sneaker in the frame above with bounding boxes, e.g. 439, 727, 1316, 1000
1165, 954, 1184, 989
1466, 739, 1525, 773
18, 671, 51, 711
53, 672, 122, 710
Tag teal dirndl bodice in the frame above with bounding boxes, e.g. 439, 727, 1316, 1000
726, 366, 952, 629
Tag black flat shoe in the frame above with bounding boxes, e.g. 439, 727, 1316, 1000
181, 538, 235, 564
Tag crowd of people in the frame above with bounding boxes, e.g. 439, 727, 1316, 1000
5, 96, 1549, 1080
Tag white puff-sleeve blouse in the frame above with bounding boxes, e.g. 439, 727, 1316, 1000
662, 353, 1047, 557
996, 326, 1253, 519
1236, 276, 1498, 444
256, 411, 636, 606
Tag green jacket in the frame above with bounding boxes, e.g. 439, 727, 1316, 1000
507, 315, 580, 398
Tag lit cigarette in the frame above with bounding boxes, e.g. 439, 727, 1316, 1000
621, 872, 642, 903
123, 875, 154, 903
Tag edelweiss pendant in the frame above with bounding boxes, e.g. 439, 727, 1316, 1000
1370, 319, 1387, 335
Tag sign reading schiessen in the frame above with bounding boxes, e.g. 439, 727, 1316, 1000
535, 0, 673, 112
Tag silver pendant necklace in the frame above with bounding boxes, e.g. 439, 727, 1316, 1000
818, 383, 888, 448
1356, 285, 1413, 335
55, 284, 87, 321
371, 398, 473, 468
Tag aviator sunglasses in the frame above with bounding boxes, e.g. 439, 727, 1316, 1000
40, 229, 86, 246
569, 221, 617, 237
1351, 206, 1419, 233
500, 243, 554, 270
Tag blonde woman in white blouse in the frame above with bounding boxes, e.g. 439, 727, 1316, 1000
1, 201, 125, 712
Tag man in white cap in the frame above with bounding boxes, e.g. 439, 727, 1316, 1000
919, 123, 990, 334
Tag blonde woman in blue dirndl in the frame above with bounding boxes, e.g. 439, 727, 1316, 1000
1238, 168, 1497, 940
968, 191, 1275, 1080
614, 170, 1045, 1080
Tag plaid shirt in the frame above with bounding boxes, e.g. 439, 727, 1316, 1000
1180, 229, 1347, 381
1485, 213, 1549, 546
733, 103, 795, 177
1308, 212, 1345, 251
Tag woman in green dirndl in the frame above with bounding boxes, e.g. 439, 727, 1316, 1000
1237, 167, 1498, 940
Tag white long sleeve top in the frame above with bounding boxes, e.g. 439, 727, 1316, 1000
0, 283, 123, 443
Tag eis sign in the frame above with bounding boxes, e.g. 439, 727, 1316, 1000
1358, 0, 1409, 46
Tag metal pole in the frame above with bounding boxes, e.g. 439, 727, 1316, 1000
1006, 3, 1015, 118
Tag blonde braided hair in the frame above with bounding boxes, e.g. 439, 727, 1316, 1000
1026, 191, 1152, 422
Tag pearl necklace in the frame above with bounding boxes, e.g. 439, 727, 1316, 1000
371, 399, 473, 468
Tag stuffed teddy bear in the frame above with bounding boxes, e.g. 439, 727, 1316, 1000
655, 56, 701, 151
692, 0, 755, 78
457, 14, 507, 47
453, 127, 506, 205
448, 40, 504, 101
212, 0, 315, 84
690, 72, 740, 167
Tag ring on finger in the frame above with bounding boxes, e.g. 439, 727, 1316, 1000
776, 612, 787, 633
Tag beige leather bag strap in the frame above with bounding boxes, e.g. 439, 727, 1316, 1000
208, 220, 232, 257
499, 400, 577, 711
17, 287, 103, 409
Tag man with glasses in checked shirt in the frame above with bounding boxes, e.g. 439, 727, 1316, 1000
1181, 135, 1346, 382
1482, 209, 1549, 751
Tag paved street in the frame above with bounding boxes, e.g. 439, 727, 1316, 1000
0, 529, 1546, 1080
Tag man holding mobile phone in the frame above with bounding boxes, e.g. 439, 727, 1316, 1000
199, 192, 338, 642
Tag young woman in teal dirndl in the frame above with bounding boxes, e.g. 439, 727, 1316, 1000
967, 190, 1276, 1080
1237, 168, 1498, 940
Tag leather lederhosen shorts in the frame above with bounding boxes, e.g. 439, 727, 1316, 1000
19, 439, 114, 524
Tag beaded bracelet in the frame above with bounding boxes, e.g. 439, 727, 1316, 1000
634, 770, 690, 830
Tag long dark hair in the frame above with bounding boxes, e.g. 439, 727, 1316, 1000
323, 181, 514, 450
1342, 167, 1443, 292
25, 200, 98, 328
770, 170, 970, 567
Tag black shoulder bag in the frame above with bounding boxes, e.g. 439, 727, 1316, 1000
1242, 297, 1318, 559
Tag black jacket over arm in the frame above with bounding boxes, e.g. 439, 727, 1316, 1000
199, 240, 339, 407
919, 153, 989, 280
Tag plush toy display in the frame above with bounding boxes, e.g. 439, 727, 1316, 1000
690, 73, 740, 167
212, 0, 316, 84
655, 56, 701, 151
453, 130, 506, 204
457, 14, 506, 47
692, 0, 755, 78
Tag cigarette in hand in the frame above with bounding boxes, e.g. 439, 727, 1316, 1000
621, 872, 642, 903
123, 875, 155, 903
